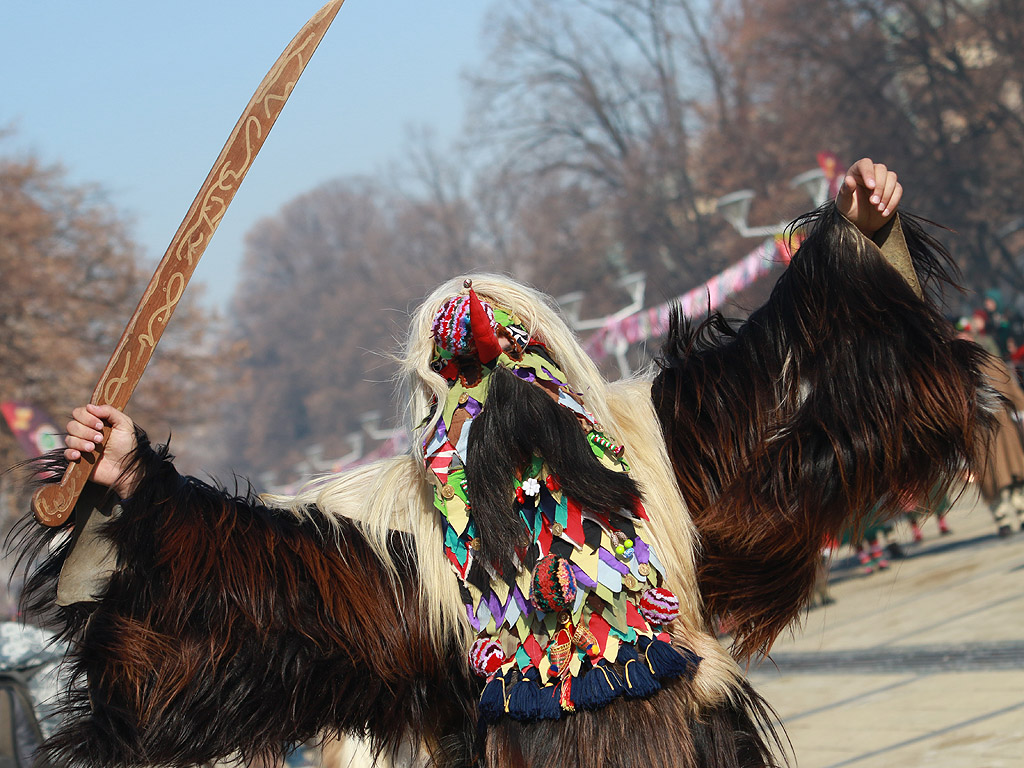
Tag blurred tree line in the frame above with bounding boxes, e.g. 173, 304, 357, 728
0, 145, 223, 518
231, 0, 1024, 480
6, 0, 1024, 487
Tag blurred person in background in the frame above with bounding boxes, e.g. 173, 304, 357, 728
904, 486, 953, 543
970, 340, 1024, 537
981, 289, 1012, 357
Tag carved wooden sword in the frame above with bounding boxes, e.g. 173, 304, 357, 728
33, 0, 346, 526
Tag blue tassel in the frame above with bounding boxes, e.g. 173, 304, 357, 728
640, 637, 702, 680
507, 668, 561, 721
617, 643, 660, 698
537, 682, 564, 720
478, 672, 509, 723
571, 660, 624, 711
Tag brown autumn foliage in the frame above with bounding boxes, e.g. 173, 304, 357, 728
223, 176, 485, 478
0, 148, 223, 517
697, 0, 1024, 291
226, 0, 1024, 481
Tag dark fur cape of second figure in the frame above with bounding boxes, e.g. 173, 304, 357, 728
652, 206, 992, 659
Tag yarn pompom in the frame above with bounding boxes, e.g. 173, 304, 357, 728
638, 587, 680, 625
469, 637, 505, 677
531, 554, 578, 614
432, 294, 495, 356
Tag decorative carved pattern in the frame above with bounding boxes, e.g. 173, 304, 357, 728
33, 0, 346, 526
102, 351, 133, 406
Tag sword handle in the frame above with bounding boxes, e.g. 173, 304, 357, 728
32, 425, 113, 527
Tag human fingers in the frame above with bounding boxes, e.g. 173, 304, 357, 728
85, 403, 134, 431
66, 419, 103, 449
867, 163, 889, 206
874, 172, 901, 217
838, 172, 859, 197
835, 173, 860, 214
64, 431, 99, 461
71, 405, 103, 432
846, 158, 878, 190
65, 408, 105, 455
875, 171, 898, 211
882, 182, 903, 218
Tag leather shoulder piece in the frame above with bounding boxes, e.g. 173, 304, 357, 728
56, 483, 122, 606
871, 214, 923, 298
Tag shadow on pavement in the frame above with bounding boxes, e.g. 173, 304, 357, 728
827, 530, 1018, 586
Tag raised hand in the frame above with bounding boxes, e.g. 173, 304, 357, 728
64, 404, 140, 498
836, 158, 903, 238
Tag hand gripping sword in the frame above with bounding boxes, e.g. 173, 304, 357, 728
32, 0, 346, 526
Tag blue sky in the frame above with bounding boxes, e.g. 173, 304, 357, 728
1, 1, 490, 308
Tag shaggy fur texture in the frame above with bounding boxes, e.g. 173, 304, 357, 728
651, 206, 992, 659
15, 437, 780, 768
11, 210, 993, 767
18, 439, 478, 768
485, 677, 783, 768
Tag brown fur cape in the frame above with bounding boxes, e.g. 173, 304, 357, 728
14, 203, 991, 768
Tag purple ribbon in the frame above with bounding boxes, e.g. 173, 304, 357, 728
598, 548, 630, 574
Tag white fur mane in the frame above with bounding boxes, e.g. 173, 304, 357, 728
261, 275, 736, 701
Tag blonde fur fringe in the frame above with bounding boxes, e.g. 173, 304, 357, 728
263, 274, 741, 708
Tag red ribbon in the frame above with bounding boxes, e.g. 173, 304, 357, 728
469, 289, 502, 364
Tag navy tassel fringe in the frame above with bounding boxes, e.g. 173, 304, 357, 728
506, 668, 560, 722
478, 640, 703, 723
617, 644, 661, 698
571, 660, 624, 711
478, 675, 507, 723
640, 637, 702, 679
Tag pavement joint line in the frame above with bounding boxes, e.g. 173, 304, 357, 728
756, 497, 1023, 767
807, 552, 1024, 639
867, 592, 1024, 649
753, 640, 1024, 673
820, 699, 1024, 768
764, 675, 921, 725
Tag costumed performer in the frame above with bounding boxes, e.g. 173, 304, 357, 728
16, 159, 993, 768
971, 350, 1024, 536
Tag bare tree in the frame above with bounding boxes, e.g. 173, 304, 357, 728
468, 0, 743, 300
223, 0, 1024, 479
699, 0, 1024, 294
0, 147, 221, 512
225, 167, 498, 478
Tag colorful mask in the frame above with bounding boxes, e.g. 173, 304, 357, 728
424, 284, 699, 721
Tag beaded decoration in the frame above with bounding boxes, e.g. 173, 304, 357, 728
424, 289, 701, 722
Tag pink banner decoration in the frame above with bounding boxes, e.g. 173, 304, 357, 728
1, 402, 62, 458
584, 233, 800, 362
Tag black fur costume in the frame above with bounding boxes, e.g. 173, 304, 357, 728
15, 204, 992, 767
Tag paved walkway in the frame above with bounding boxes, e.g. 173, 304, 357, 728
749, 489, 1024, 768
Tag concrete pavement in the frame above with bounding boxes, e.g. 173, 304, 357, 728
749, 488, 1024, 768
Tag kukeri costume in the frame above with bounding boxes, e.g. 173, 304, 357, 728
17, 204, 992, 768
974, 354, 1024, 533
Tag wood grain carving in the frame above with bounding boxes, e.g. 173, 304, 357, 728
33, 0, 346, 526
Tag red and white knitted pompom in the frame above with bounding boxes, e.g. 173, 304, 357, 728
468, 637, 505, 677
638, 587, 680, 625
